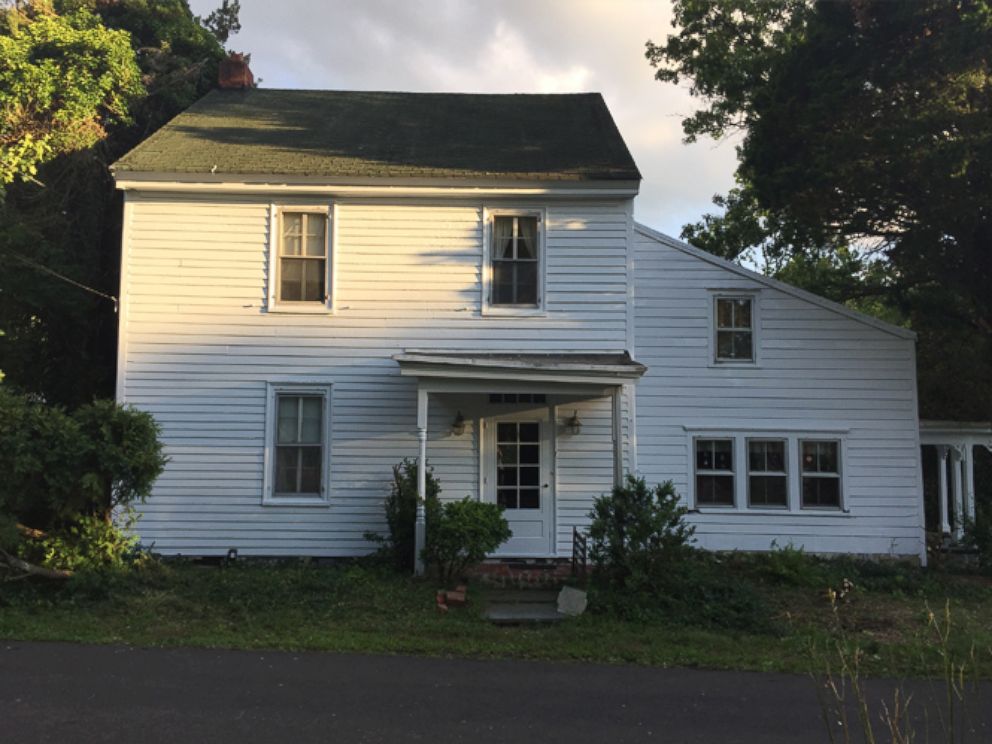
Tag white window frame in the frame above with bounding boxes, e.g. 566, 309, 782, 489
799, 438, 844, 511
693, 436, 736, 508
746, 437, 788, 509
267, 204, 335, 314
684, 427, 850, 514
481, 207, 547, 316
263, 382, 332, 506
709, 291, 760, 366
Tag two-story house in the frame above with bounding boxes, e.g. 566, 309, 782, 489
112, 74, 925, 568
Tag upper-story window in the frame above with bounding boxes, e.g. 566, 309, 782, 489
714, 296, 754, 362
487, 213, 543, 311
270, 207, 331, 312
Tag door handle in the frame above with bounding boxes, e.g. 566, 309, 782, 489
543, 483, 549, 488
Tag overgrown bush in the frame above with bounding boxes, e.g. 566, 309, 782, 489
0, 388, 166, 575
588, 475, 695, 591
424, 498, 511, 584
365, 459, 441, 571
963, 510, 992, 573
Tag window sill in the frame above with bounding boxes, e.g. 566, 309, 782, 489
692, 506, 851, 516
266, 304, 334, 315
482, 306, 547, 318
708, 360, 759, 369
262, 497, 330, 507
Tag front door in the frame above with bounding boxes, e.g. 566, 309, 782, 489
483, 414, 554, 556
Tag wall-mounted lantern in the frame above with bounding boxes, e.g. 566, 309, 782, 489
451, 411, 466, 436
566, 410, 582, 436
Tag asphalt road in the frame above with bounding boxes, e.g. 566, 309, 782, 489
1, 641, 989, 743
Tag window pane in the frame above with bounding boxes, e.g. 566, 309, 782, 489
734, 299, 752, 329
750, 476, 787, 507
697, 444, 713, 470
749, 441, 765, 472
819, 442, 838, 473
716, 331, 735, 359
519, 422, 539, 442
517, 216, 538, 252
697, 474, 734, 506
732, 331, 753, 360
299, 396, 323, 443
492, 261, 514, 304
515, 262, 538, 305
280, 259, 302, 301
497, 467, 517, 486
802, 477, 840, 508
766, 441, 785, 472
713, 439, 733, 470
305, 233, 325, 257
519, 444, 539, 464
493, 217, 514, 258
519, 489, 540, 509
497, 422, 515, 441
497, 488, 517, 509
519, 466, 539, 486
497, 444, 517, 465
277, 396, 299, 444
716, 299, 733, 328
299, 446, 322, 493
275, 446, 298, 492
299, 258, 325, 302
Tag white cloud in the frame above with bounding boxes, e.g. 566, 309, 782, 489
190, 0, 738, 235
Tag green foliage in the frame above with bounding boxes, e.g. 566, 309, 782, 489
587, 475, 696, 591
25, 509, 145, 572
0, 0, 237, 407
649, 0, 992, 419
0, 1, 143, 186
0, 388, 166, 569
423, 498, 511, 585
586, 478, 774, 632
365, 459, 441, 572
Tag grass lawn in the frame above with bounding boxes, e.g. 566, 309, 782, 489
1, 557, 990, 678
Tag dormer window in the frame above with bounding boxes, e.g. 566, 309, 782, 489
714, 296, 754, 362
485, 211, 544, 313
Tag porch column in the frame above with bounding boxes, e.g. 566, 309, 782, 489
964, 444, 976, 524
951, 446, 964, 539
611, 386, 623, 487
414, 388, 428, 576
938, 446, 950, 535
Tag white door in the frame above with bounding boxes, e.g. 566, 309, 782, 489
483, 414, 554, 556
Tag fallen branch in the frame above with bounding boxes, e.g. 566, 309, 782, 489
16, 523, 47, 540
0, 550, 72, 580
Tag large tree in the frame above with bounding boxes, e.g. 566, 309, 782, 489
648, 0, 991, 420
0, 0, 238, 405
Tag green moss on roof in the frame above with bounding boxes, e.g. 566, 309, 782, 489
112, 89, 640, 181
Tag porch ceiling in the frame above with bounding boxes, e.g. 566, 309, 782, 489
393, 351, 647, 386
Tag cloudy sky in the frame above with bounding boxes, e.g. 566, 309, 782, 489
189, 0, 738, 236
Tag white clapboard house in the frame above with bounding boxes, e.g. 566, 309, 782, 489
112, 75, 927, 568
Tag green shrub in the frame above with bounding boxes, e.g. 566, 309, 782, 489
587, 475, 695, 592
365, 459, 441, 571
963, 510, 992, 573
423, 498, 511, 584
0, 388, 166, 572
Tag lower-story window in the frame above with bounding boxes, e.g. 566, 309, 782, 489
695, 438, 734, 506
800, 440, 842, 509
265, 384, 331, 504
748, 439, 787, 508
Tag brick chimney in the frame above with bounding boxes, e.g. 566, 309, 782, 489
218, 52, 254, 89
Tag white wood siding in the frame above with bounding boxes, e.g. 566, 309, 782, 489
121, 194, 632, 556
632, 227, 924, 560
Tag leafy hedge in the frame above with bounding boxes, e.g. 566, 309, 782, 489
0, 388, 166, 571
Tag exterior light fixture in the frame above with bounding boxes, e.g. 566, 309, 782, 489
451, 411, 466, 436
567, 410, 582, 436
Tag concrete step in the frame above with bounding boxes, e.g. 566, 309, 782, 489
484, 602, 564, 625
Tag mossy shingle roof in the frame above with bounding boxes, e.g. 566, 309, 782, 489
112, 89, 640, 182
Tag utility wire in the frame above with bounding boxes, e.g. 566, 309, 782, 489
1, 248, 119, 313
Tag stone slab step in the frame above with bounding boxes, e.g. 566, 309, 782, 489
486, 589, 560, 605
484, 602, 564, 625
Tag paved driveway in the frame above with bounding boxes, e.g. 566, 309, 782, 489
1, 641, 988, 743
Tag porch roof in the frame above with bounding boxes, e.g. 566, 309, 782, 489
920, 420, 992, 449
393, 351, 646, 386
